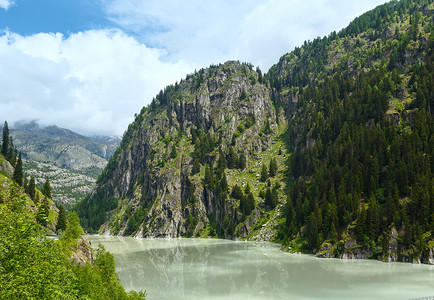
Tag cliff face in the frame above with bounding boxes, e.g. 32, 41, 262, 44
88, 61, 283, 238
77, 0, 433, 264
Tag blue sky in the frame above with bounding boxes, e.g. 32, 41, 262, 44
0, 0, 390, 136
0, 1, 112, 35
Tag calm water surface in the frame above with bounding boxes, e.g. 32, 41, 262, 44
85, 236, 434, 300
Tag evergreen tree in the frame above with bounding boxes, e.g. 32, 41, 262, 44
170, 144, 177, 159
28, 176, 36, 200
56, 204, 68, 232
269, 158, 278, 177
204, 164, 214, 188
191, 158, 200, 175
1, 121, 9, 157
41, 177, 52, 199
231, 184, 243, 200
265, 188, 272, 206
260, 164, 268, 182
227, 147, 237, 169
7, 137, 16, 166
12, 152, 23, 187
237, 152, 246, 170
244, 184, 251, 195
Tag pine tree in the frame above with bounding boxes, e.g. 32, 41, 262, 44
2, 121, 9, 157
7, 136, 15, 164
237, 152, 246, 170
12, 152, 23, 187
191, 159, 200, 175
260, 164, 268, 182
56, 204, 68, 232
170, 144, 177, 159
204, 164, 214, 188
231, 184, 243, 200
265, 188, 272, 206
269, 158, 278, 177
41, 177, 52, 199
227, 147, 237, 169
28, 176, 36, 200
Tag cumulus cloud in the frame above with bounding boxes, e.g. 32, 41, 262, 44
103, 0, 389, 70
0, 30, 194, 136
0, 0, 13, 10
0, 0, 390, 136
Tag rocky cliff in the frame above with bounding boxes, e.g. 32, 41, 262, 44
77, 0, 433, 264
78, 61, 287, 239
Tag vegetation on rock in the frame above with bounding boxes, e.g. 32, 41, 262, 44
76, 0, 433, 263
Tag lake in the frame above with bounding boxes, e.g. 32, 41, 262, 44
85, 236, 434, 300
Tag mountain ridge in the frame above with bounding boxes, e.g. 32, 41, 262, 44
76, 0, 433, 264
5, 120, 121, 206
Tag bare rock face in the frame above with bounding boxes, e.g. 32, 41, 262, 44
0, 155, 14, 178
340, 236, 371, 260
93, 61, 276, 239
386, 227, 399, 263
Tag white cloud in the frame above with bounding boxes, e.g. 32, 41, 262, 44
103, 0, 390, 70
0, 0, 13, 10
0, 30, 194, 136
0, 0, 391, 136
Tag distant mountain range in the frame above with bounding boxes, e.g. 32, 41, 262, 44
6, 120, 121, 206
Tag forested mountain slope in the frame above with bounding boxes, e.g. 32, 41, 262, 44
77, 0, 433, 263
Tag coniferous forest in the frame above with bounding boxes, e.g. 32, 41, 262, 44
1, 2, 434, 298
73, 0, 433, 263
266, 0, 433, 259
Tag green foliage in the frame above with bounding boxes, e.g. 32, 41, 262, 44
191, 158, 200, 175
278, 0, 434, 255
264, 185, 278, 208
65, 211, 84, 241
237, 152, 246, 170
170, 144, 177, 159
227, 147, 237, 169
0, 186, 145, 300
240, 192, 255, 216
28, 176, 36, 200
1, 121, 9, 157
12, 152, 23, 186
231, 184, 243, 200
75, 188, 118, 232
41, 177, 52, 199
260, 164, 268, 182
269, 158, 278, 177
56, 204, 67, 232
36, 197, 50, 227
245, 113, 256, 129
191, 129, 215, 163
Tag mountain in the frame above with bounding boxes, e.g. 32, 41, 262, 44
7, 121, 121, 206
76, 0, 433, 264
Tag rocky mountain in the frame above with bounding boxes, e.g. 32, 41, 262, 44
77, 0, 433, 264
7, 121, 120, 206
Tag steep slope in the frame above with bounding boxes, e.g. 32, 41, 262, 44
8, 121, 120, 206
77, 0, 433, 263
0, 153, 146, 299
77, 61, 287, 238
267, 0, 433, 263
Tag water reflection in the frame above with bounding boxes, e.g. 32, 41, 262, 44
86, 236, 434, 300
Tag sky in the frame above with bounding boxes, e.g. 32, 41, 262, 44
0, 0, 390, 136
